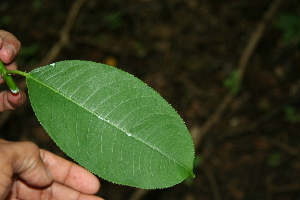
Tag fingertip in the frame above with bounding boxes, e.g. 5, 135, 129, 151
82, 170, 101, 194
69, 166, 101, 194
8, 90, 26, 108
88, 175, 101, 194
0, 31, 21, 63
0, 90, 24, 111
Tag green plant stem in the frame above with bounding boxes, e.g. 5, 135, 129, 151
0, 60, 19, 93
7, 70, 29, 77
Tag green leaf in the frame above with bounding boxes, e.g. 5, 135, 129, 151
26, 60, 194, 189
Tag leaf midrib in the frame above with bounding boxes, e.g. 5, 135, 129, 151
28, 73, 192, 176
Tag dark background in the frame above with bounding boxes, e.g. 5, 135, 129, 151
1, 0, 300, 199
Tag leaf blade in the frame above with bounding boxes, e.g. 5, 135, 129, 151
27, 60, 194, 189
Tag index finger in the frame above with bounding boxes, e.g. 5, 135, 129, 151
40, 149, 101, 195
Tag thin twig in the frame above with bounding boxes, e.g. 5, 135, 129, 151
195, 0, 284, 147
40, 0, 88, 66
202, 164, 223, 200
271, 139, 300, 159
237, 0, 284, 81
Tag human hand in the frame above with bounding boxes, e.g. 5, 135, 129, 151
0, 30, 26, 112
0, 139, 104, 200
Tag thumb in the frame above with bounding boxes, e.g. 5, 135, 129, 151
12, 141, 53, 186
0, 140, 53, 187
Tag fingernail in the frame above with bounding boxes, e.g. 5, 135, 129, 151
0, 37, 3, 47
10, 90, 19, 96
6, 44, 16, 61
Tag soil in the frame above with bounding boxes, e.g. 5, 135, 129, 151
1, 0, 300, 199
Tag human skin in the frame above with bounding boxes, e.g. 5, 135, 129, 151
0, 30, 26, 112
0, 30, 104, 200
0, 139, 104, 200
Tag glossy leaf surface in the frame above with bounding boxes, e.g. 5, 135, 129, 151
26, 60, 194, 189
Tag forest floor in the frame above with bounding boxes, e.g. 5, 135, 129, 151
1, 0, 300, 199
